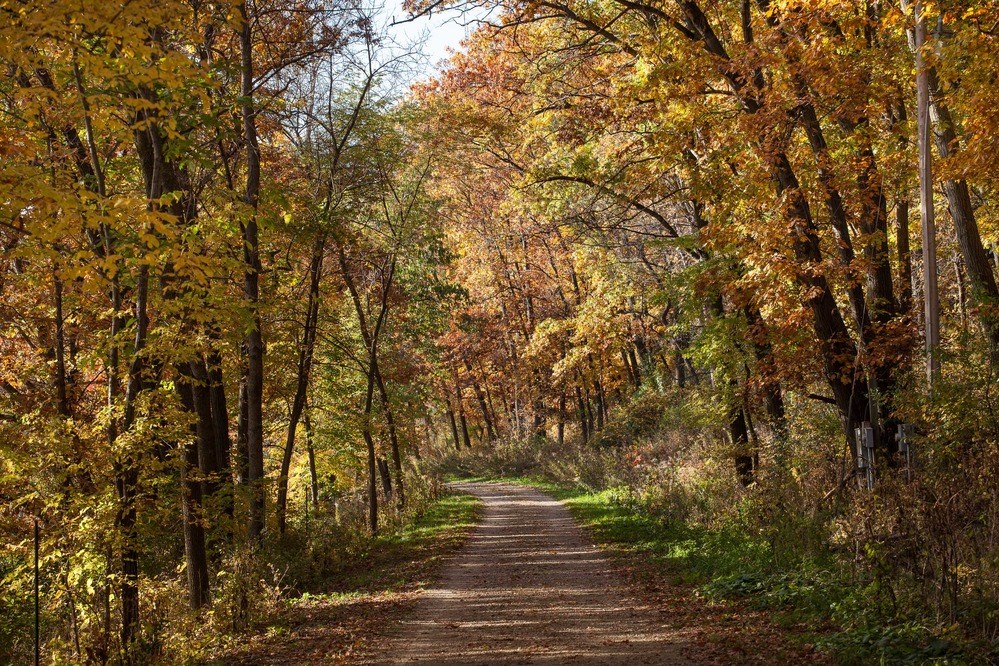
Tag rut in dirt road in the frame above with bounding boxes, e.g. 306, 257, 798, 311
368, 482, 692, 665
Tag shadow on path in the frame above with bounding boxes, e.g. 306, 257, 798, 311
367, 482, 693, 665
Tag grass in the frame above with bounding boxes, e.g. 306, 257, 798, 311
458, 475, 976, 665
213, 489, 481, 665
332, 490, 481, 593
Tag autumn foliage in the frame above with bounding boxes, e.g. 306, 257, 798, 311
2, 0, 999, 662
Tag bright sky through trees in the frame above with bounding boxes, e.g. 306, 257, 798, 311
386, 1, 483, 80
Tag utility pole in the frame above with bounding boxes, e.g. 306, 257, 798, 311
34, 518, 39, 666
915, 0, 940, 386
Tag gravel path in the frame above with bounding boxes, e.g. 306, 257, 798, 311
368, 482, 692, 665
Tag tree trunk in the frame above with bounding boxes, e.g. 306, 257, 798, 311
236, 379, 249, 485
743, 305, 788, 444
628, 346, 642, 388
361, 258, 394, 535
186, 359, 221, 501
897, 196, 913, 311
954, 252, 968, 331
303, 408, 319, 506
575, 385, 589, 444
377, 457, 392, 500
585, 393, 595, 438
176, 379, 211, 609
557, 391, 566, 447
731, 404, 754, 487
673, 349, 686, 388
857, 135, 898, 321
363, 369, 378, 534
890, 98, 915, 314
446, 399, 461, 451
464, 357, 495, 441
205, 345, 232, 501
374, 364, 405, 508
238, 0, 266, 545
457, 386, 472, 448
53, 270, 70, 418
277, 236, 324, 534
116, 264, 147, 652
621, 349, 636, 388
594, 377, 606, 430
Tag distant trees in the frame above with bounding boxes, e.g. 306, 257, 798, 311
410, 0, 999, 483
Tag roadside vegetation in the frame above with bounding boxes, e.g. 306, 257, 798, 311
214, 489, 480, 665
440, 399, 997, 665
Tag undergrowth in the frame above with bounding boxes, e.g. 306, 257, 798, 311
178, 486, 479, 664
440, 464, 991, 665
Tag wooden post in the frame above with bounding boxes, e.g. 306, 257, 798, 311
915, 0, 940, 385
34, 518, 40, 666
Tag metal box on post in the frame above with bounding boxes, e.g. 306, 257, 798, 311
854, 422, 875, 490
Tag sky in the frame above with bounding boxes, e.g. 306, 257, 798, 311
384, 1, 490, 83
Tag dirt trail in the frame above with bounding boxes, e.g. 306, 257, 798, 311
368, 482, 692, 665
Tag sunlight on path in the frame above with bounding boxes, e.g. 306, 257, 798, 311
367, 482, 692, 664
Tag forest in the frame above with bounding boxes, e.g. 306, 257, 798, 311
2, 0, 999, 663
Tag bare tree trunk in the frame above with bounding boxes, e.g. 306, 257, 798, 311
892, 100, 914, 312
673, 348, 686, 388
620, 349, 636, 389
361, 258, 395, 534
363, 362, 379, 534
53, 269, 70, 418
916, 3, 942, 386
954, 252, 968, 331
628, 346, 642, 388
186, 360, 221, 501
236, 379, 249, 485
464, 357, 495, 441
594, 377, 606, 430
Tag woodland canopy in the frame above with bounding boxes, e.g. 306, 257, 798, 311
1, 0, 998, 662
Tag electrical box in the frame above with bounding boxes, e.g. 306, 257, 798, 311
854, 422, 875, 490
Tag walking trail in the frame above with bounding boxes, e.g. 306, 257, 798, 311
368, 482, 693, 665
